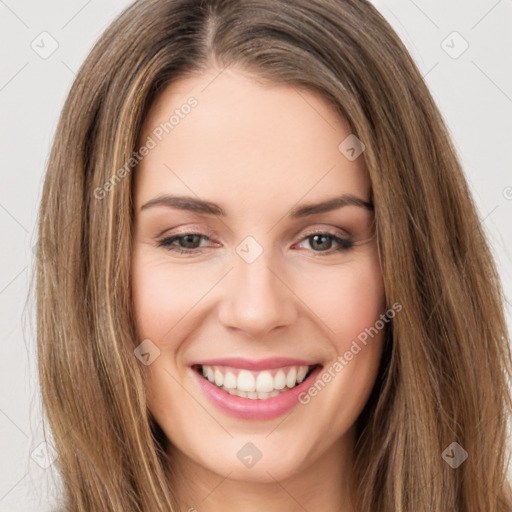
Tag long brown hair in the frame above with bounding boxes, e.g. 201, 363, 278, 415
36, 0, 512, 510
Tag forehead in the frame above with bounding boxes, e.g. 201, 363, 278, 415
134, 67, 370, 215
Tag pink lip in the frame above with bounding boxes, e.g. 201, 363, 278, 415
190, 364, 323, 420
189, 357, 318, 371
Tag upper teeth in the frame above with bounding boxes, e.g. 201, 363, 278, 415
201, 365, 310, 393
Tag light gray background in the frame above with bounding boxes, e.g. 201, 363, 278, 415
1, 0, 511, 510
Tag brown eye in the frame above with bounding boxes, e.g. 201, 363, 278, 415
296, 231, 354, 255
157, 233, 211, 254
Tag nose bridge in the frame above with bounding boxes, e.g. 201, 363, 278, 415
217, 235, 297, 337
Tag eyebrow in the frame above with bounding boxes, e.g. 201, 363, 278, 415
139, 193, 373, 217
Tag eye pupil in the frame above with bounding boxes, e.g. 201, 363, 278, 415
310, 234, 332, 251
180, 234, 201, 248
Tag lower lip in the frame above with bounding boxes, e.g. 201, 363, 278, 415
191, 365, 323, 420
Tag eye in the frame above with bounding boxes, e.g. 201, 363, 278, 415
294, 230, 354, 255
156, 230, 354, 256
157, 233, 213, 254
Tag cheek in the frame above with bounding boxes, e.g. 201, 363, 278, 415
132, 253, 202, 341
131, 253, 200, 413
297, 252, 385, 350
292, 254, 386, 433
334, 266, 385, 344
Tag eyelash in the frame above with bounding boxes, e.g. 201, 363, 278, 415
156, 230, 354, 257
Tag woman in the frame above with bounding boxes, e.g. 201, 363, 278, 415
36, 0, 512, 510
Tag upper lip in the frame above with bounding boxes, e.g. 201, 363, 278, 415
190, 357, 320, 371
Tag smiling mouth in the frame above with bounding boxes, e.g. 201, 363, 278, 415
192, 363, 321, 400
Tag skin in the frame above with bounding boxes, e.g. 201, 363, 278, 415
131, 66, 386, 512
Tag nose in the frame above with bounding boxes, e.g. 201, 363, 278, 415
217, 247, 298, 338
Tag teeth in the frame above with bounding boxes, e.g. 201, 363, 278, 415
285, 367, 297, 388
296, 366, 308, 383
237, 370, 255, 392
223, 371, 237, 389
255, 371, 274, 393
200, 364, 314, 396
214, 368, 224, 387
274, 370, 286, 390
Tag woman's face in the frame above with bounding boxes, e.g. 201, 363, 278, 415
132, 67, 386, 484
